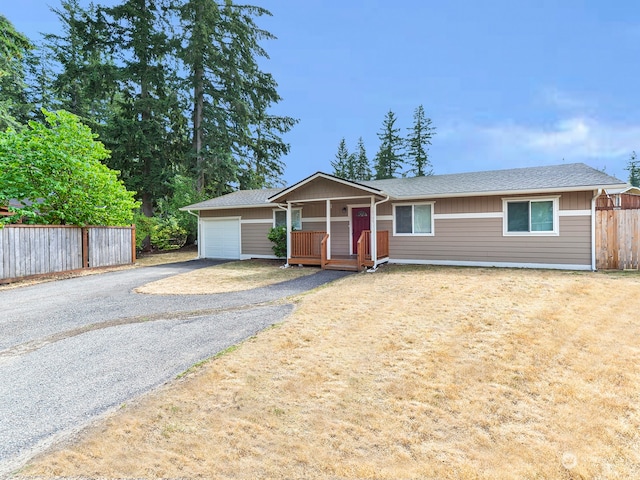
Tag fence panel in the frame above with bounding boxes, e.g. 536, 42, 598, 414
88, 226, 134, 268
0, 225, 83, 281
596, 210, 640, 270
1, 224, 135, 282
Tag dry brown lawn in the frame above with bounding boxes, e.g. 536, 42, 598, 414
135, 259, 315, 295
19, 266, 640, 479
135, 248, 198, 267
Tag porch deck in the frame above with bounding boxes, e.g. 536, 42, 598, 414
288, 230, 389, 272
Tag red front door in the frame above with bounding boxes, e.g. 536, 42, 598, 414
352, 207, 370, 253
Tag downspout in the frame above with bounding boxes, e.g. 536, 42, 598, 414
370, 195, 390, 271
591, 189, 602, 271
277, 204, 290, 267
186, 210, 201, 258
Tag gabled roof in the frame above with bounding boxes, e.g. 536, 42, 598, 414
361, 163, 626, 198
268, 171, 384, 202
603, 185, 640, 195
181, 163, 628, 211
180, 187, 284, 211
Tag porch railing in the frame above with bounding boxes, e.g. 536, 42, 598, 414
357, 230, 390, 270
290, 231, 325, 258
320, 233, 329, 269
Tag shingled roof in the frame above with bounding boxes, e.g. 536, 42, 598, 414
362, 162, 626, 198
182, 163, 627, 210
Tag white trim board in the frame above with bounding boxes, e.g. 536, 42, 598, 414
388, 258, 592, 271
240, 254, 281, 260
304, 216, 350, 223
241, 218, 273, 224
559, 209, 591, 217
434, 212, 502, 220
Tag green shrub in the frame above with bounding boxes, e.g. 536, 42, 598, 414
133, 212, 157, 250
267, 226, 287, 258
151, 216, 187, 251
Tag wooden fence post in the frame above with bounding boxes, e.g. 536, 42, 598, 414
82, 227, 89, 269
131, 224, 136, 264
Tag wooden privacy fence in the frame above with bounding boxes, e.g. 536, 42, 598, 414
596, 210, 640, 270
0, 225, 136, 282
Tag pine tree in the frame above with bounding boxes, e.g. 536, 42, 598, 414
44, 0, 117, 127
100, 0, 187, 217
374, 110, 404, 179
178, 0, 296, 194
626, 151, 640, 187
352, 137, 371, 181
0, 15, 34, 129
406, 104, 435, 176
332, 138, 350, 178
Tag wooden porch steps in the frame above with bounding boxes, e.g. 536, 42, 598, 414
323, 258, 360, 272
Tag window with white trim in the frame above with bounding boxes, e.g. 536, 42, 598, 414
503, 197, 558, 235
274, 209, 301, 230
394, 203, 434, 235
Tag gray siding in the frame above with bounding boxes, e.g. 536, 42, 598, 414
241, 223, 273, 257
329, 220, 350, 256
387, 216, 592, 266
278, 178, 377, 202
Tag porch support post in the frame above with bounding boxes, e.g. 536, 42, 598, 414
370, 195, 377, 266
286, 202, 292, 263
326, 199, 331, 260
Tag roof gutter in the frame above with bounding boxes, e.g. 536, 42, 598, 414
386, 184, 629, 201
185, 209, 201, 258
372, 195, 391, 270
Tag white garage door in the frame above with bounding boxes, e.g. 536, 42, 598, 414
201, 218, 241, 259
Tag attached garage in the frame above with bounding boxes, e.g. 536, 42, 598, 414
200, 217, 241, 259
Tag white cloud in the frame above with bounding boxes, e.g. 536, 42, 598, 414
540, 88, 589, 110
480, 116, 640, 160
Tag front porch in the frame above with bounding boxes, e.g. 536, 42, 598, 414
289, 230, 390, 271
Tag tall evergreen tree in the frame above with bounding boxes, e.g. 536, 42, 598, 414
177, 0, 296, 195
0, 15, 34, 129
43, 0, 117, 127
100, 0, 188, 217
331, 137, 351, 178
626, 151, 640, 187
405, 104, 435, 176
352, 136, 372, 181
374, 110, 404, 179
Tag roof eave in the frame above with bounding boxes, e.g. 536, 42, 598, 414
386, 183, 630, 201
179, 203, 276, 212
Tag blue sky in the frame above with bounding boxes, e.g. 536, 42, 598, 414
5, 0, 640, 185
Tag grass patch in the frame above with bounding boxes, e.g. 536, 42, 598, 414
20, 266, 640, 479
135, 259, 316, 295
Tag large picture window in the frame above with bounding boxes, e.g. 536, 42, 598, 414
394, 203, 434, 235
274, 209, 301, 230
504, 198, 558, 235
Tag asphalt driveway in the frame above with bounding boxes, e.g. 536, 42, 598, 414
0, 260, 351, 477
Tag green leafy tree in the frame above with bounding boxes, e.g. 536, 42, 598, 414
155, 172, 206, 242
626, 151, 640, 187
352, 137, 372, 181
374, 110, 404, 179
331, 137, 351, 178
0, 15, 34, 129
406, 104, 435, 176
0, 110, 139, 226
